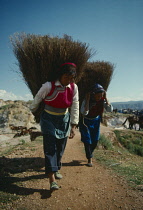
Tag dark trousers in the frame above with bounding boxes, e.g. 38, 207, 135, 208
84, 141, 98, 159
43, 134, 67, 174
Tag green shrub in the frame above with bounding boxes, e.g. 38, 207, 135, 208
114, 130, 143, 157
99, 134, 113, 150
0, 105, 10, 110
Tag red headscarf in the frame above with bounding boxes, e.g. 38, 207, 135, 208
60, 62, 76, 68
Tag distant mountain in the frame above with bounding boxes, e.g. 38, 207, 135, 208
112, 100, 143, 110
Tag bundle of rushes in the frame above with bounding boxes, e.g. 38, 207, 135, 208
10, 33, 93, 122
77, 61, 114, 108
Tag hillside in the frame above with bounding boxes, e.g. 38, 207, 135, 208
0, 100, 143, 209
112, 100, 143, 110
0, 99, 137, 135
0, 100, 40, 133
0, 99, 127, 133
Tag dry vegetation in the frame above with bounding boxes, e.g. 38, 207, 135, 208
77, 61, 114, 106
10, 33, 115, 122
10, 33, 93, 96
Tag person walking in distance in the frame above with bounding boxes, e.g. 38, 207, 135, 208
79, 83, 113, 167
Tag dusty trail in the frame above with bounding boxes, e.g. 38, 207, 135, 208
2, 126, 143, 210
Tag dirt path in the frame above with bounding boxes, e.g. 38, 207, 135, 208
1, 126, 143, 210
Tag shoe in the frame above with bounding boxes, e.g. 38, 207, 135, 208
87, 163, 93, 167
55, 171, 63, 179
87, 158, 93, 167
50, 182, 59, 190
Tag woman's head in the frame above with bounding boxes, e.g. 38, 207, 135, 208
90, 83, 105, 101
59, 63, 77, 86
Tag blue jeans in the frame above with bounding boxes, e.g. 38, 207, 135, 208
84, 141, 98, 159
43, 134, 67, 174
79, 116, 101, 144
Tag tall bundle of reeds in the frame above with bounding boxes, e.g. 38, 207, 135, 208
10, 33, 93, 122
10, 33, 93, 96
77, 61, 114, 106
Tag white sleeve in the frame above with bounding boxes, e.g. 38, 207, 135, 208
70, 84, 79, 125
30, 82, 51, 113
104, 102, 113, 112
80, 100, 89, 115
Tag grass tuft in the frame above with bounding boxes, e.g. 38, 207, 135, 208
98, 134, 113, 150
94, 131, 143, 188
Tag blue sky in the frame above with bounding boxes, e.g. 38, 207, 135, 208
0, 0, 143, 102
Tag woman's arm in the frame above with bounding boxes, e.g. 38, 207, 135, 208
103, 91, 113, 112
69, 84, 79, 138
70, 84, 79, 125
103, 91, 110, 105
30, 82, 51, 113
80, 92, 90, 115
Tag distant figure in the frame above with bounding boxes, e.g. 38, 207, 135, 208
79, 83, 113, 167
113, 108, 118, 113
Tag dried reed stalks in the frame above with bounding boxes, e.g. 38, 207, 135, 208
77, 61, 115, 106
10, 33, 94, 122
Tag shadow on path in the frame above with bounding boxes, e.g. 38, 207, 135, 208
62, 159, 86, 166
0, 156, 52, 199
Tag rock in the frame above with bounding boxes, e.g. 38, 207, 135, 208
0, 100, 39, 132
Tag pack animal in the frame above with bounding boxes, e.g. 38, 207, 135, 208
122, 115, 143, 130
13, 128, 32, 138
30, 131, 43, 141
122, 116, 137, 129
138, 115, 143, 130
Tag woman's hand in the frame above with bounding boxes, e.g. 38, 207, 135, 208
69, 124, 77, 139
103, 91, 109, 105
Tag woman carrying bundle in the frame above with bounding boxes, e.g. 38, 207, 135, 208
30, 63, 79, 191
79, 83, 113, 167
